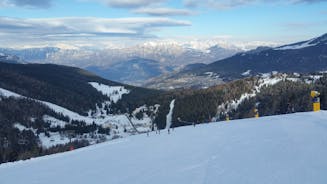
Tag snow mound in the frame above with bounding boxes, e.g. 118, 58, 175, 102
1, 111, 327, 184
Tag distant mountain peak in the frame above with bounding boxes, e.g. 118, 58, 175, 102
309, 33, 327, 45
275, 33, 327, 51
0, 53, 22, 64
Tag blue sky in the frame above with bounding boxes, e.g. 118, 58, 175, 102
0, 0, 326, 48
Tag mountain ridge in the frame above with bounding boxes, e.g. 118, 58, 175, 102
145, 33, 327, 90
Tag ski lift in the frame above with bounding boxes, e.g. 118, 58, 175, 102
124, 114, 140, 134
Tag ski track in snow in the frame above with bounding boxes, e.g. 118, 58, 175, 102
166, 99, 175, 129
1, 111, 327, 184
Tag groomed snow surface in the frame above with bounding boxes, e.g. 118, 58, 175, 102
1, 111, 327, 184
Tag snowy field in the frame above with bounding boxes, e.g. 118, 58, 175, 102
1, 111, 327, 184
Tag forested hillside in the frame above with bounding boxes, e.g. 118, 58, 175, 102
151, 73, 327, 128
0, 63, 161, 115
0, 63, 161, 163
1, 62, 326, 164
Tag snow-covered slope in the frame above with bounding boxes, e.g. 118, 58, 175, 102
216, 73, 286, 114
274, 38, 317, 50
274, 33, 327, 50
0, 85, 153, 148
88, 82, 130, 103
1, 111, 327, 184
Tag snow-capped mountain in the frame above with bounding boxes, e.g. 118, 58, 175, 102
146, 33, 327, 90
0, 39, 244, 66
274, 39, 317, 50
0, 47, 59, 63
0, 41, 243, 85
201, 33, 327, 78
2, 111, 327, 184
0, 53, 22, 64
275, 33, 327, 50
0, 38, 280, 85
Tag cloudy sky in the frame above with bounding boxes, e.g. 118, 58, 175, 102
0, 0, 326, 48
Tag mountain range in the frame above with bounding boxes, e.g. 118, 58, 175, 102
0, 40, 246, 84
146, 33, 327, 90
198, 33, 327, 79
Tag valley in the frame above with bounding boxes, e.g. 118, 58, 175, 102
1, 33, 327, 163
1, 1, 326, 183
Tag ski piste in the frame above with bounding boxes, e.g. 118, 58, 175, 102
1, 111, 327, 184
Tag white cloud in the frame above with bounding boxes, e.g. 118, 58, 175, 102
0, 0, 52, 8
0, 16, 191, 46
97, 0, 167, 8
184, 0, 326, 9
133, 7, 194, 16
184, 0, 257, 9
